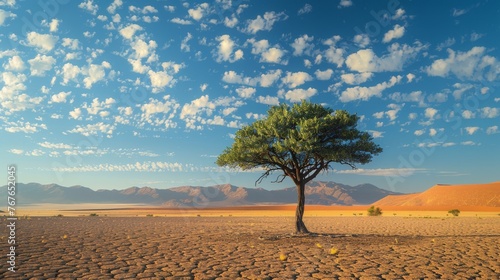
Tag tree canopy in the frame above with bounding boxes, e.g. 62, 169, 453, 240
217, 101, 382, 185
216, 101, 383, 233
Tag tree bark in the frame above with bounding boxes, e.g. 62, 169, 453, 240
295, 181, 309, 234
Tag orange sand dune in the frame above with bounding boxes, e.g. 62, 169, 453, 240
375, 181, 500, 207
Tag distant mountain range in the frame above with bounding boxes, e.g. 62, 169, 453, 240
0, 181, 400, 207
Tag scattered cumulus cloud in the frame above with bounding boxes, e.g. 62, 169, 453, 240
243, 11, 287, 34
426, 46, 500, 81
339, 75, 402, 102
298, 4, 312, 15
383, 24, 405, 43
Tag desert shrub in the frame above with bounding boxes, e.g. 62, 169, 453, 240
448, 209, 460, 217
367, 206, 383, 216
146, 214, 153, 217
89, 213, 99, 217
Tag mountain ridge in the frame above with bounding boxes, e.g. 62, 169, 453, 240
0, 181, 398, 207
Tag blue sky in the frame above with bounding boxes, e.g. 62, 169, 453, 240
1, 0, 499, 193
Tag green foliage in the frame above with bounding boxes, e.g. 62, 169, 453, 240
448, 209, 460, 216
216, 101, 383, 185
367, 206, 383, 216
89, 213, 99, 217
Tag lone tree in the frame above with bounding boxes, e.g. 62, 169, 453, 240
216, 101, 382, 233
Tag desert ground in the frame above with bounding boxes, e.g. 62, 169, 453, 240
2, 206, 500, 279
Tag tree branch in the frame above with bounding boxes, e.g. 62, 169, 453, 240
339, 160, 357, 169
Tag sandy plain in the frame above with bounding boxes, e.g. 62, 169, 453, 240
1, 207, 500, 279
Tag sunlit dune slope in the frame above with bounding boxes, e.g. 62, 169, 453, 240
374, 182, 500, 207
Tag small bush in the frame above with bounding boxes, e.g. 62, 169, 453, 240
367, 206, 383, 216
448, 209, 460, 217
146, 214, 153, 217
89, 213, 99, 217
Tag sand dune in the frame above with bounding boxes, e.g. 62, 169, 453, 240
375, 181, 500, 208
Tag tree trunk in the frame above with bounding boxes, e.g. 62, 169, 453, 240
295, 182, 309, 234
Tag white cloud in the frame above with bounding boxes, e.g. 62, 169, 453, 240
260, 70, 282, 87
341, 72, 373, 85
107, 0, 122, 14
62, 38, 80, 50
339, 75, 402, 102
461, 110, 475, 119
180, 32, 192, 52
368, 130, 384, 138
452, 8, 468, 17
83, 62, 111, 89
51, 91, 71, 103
50, 161, 186, 173
69, 108, 82, 120
323, 37, 345, 67
298, 4, 312, 15
38, 142, 73, 149
171, 18, 192, 25
9, 149, 24, 155
68, 122, 115, 138
148, 70, 173, 93
216, 35, 243, 63
0, 8, 15, 26
281, 71, 312, 88
256, 95, 280, 105
436, 37, 455, 51
236, 87, 256, 98
112, 13, 121, 23
338, 0, 353, 8
424, 108, 438, 119
188, 2, 209, 21
291, 34, 314, 56
78, 0, 98, 15
260, 47, 286, 64
222, 69, 282, 87
140, 95, 179, 129
353, 34, 370, 48
414, 129, 425, 136
180, 95, 219, 130
4, 55, 25, 72
406, 73, 415, 83
49, 19, 59, 32
335, 168, 424, 177
464, 127, 480, 135
129, 5, 158, 14
390, 91, 425, 106
393, 8, 406, 20
383, 24, 405, 43
346, 43, 426, 73
408, 113, 418, 120
224, 16, 238, 28
244, 11, 287, 34
26, 32, 58, 53
127, 58, 149, 74
426, 46, 500, 81
480, 107, 499, 118
119, 24, 142, 40
486, 126, 498, 135
315, 69, 333, 80
280, 87, 317, 102
223, 107, 237, 116
200, 83, 208, 92
5, 121, 47, 133
247, 38, 286, 64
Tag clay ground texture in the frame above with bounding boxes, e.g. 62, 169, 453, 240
1, 215, 499, 279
